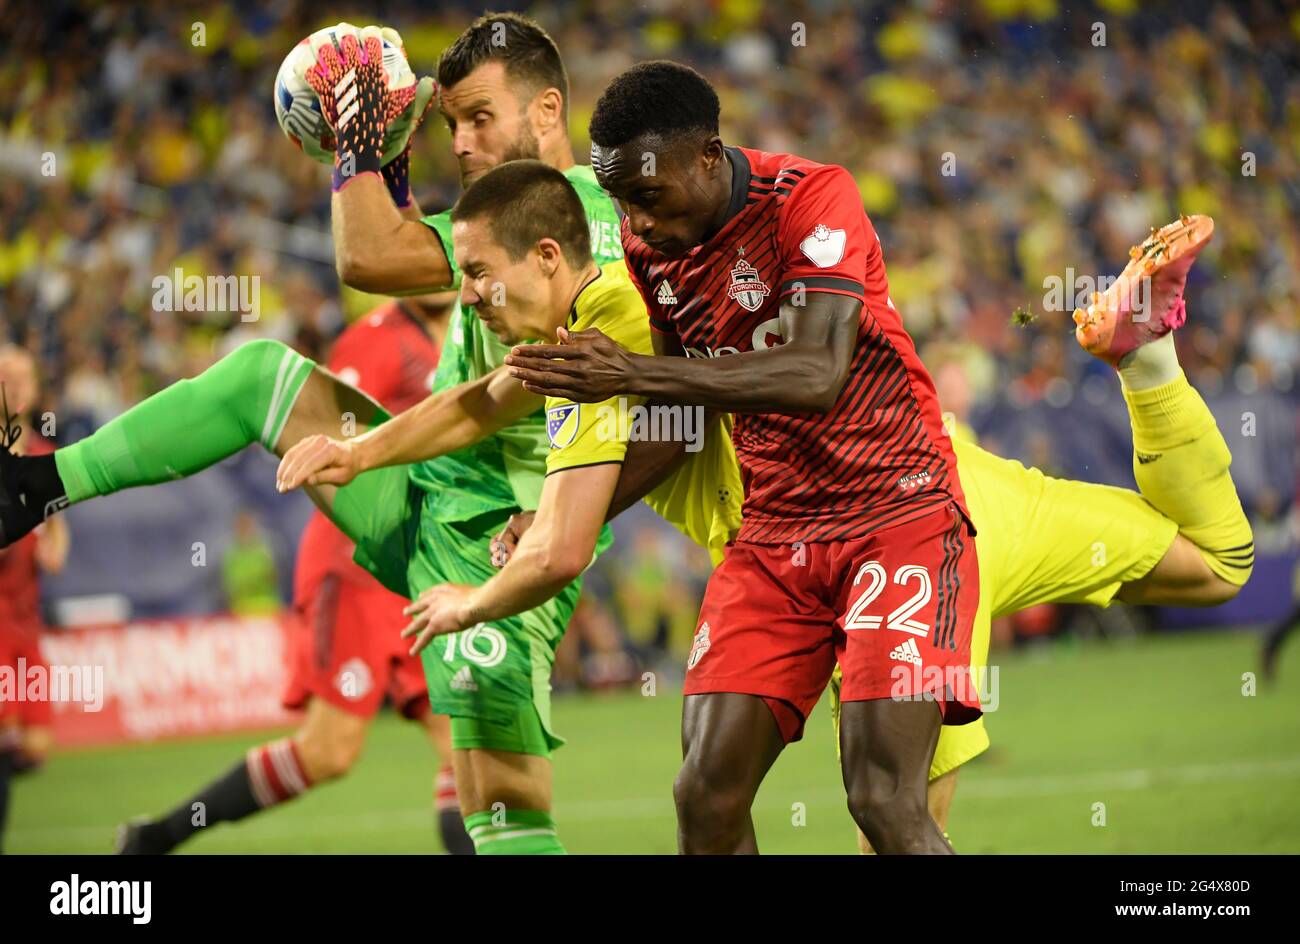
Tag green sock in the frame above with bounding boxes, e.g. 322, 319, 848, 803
463, 809, 565, 855
55, 339, 314, 503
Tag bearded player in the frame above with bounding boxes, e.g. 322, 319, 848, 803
505, 61, 1254, 854
283, 162, 1253, 855
116, 293, 478, 855
0, 15, 627, 855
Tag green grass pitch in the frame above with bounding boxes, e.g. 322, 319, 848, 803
8, 627, 1300, 854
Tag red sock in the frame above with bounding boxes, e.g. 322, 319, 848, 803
246, 738, 312, 808
434, 765, 474, 855
434, 765, 458, 813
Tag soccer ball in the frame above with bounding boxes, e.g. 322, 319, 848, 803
273, 23, 421, 166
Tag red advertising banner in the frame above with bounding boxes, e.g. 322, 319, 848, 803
33, 614, 296, 747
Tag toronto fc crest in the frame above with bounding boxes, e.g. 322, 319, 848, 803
727, 258, 770, 312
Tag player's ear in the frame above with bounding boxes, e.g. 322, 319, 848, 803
532, 87, 564, 135
535, 237, 562, 278
700, 135, 726, 174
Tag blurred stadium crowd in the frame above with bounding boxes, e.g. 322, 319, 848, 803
0, 0, 1296, 671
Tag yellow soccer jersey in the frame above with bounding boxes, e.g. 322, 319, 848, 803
642, 413, 743, 567
544, 261, 743, 566
544, 260, 654, 473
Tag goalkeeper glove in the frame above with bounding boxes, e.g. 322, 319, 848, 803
306, 25, 435, 194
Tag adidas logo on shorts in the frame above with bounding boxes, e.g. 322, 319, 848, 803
450, 665, 477, 692
889, 638, 923, 666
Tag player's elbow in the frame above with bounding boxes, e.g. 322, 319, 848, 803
536, 541, 591, 587
802, 381, 842, 413
336, 246, 388, 294
1200, 573, 1248, 607
797, 361, 849, 412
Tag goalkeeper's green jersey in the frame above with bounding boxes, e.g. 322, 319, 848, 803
410, 163, 624, 521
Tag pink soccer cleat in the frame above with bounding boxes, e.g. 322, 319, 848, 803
1073, 214, 1214, 367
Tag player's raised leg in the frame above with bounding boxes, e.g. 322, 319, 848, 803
1075, 215, 1254, 604
0, 338, 391, 549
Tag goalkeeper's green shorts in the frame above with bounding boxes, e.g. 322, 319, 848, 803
326, 461, 575, 758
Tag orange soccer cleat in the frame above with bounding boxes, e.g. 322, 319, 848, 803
1073, 214, 1214, 367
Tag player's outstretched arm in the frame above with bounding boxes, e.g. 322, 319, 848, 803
275, 367, 539, 492
505, 292, 860, 413
402, 463, 619, 653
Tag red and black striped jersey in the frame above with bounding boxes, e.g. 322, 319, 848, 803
622, 146, 968, 545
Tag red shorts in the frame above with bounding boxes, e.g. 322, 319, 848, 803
0, 632, 53, 727
684, 502, 981, 742
281, 573, 428, 720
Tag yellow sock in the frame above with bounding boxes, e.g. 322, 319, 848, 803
1122, 371, 1254, 586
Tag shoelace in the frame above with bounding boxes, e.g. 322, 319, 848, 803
0, 383, 20, 456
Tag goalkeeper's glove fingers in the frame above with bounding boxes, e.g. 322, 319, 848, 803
307, 30, 389, 191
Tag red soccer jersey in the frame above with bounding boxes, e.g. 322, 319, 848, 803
622, 146, 967, 545
293, 301, 440, 596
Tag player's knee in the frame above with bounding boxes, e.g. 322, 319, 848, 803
294, 726, 365, 782
846, 778, 928, 841
673, 761, 748, 835
308, 738, 363, 781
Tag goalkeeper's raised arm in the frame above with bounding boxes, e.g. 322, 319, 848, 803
303, 25, 452, 295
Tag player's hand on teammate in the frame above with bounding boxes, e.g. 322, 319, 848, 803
505, 327, 637, 402
490, 511, 536, 567
275, 435, 363, 492
402, 583, 476, 654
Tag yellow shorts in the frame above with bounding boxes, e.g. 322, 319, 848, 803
832, 438, 1179, 779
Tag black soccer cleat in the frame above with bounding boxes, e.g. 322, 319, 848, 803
113, 817, 172, 855
0, 387, 67, 549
